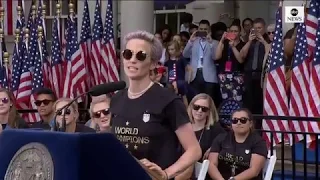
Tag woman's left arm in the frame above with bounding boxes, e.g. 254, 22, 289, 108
165, 99, 202, 179
166, 123, 202, 178
233, 137, 268, 180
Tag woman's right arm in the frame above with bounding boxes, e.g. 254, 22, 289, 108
208, 153, 224, 180
215, 40, 225, 60
208, 134, 225, 180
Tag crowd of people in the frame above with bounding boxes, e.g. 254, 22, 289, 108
0, 13, 301, 180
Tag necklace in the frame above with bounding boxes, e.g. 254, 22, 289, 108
128, 81, 154, 98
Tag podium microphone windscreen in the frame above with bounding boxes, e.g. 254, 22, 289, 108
89, 81, 126, 96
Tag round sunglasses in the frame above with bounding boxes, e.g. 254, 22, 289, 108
122, 49, 148, 61
232, 117, 250, 124
93, 109, 110, 118
0, 97, 9, 104
267, 31, 275, 35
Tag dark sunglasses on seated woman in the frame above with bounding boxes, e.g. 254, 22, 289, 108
56, 108, 71, 116
232, 117, 249, 124
0, 97, 9, 104
267, 31, 274, 35
34, 99, 52, 106
122, 49, 148, 61
93, 109, 110, 118
193, 105, 209, 112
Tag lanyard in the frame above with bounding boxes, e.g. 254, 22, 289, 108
199, 40, 206, 54
228, 45, 232, 60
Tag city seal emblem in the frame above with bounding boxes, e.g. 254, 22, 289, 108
4, 142, 54, 180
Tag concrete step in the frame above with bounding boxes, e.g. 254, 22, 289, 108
274, 160, 320, 172
274, 144, 292, 160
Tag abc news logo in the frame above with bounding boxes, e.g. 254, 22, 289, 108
285, 6, 304, 23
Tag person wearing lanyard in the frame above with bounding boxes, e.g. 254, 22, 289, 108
215, 23, 246, 105
182, 19, 220, 107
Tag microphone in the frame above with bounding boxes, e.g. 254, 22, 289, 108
53, 81, 126, 132
89, 81, 126, 96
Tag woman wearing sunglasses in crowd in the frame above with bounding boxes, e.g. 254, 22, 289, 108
176, 93, 225, 180
53, 98, 95, 133
0, 88, 28, 133
110, 30, 201, 180
208, 108, 267, 180
89, 95, 111, 133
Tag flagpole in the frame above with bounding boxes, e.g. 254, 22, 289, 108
3, 52, 9, 89
38, 26, 43, 63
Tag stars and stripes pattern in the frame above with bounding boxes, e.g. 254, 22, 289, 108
289, 23, 312, 143
101, 0, 119, 83
79, 0, 92, 89
308, 15, 320, 148
306, 0, 319, 53
90, 0, 103, 85
51, 15, 63, 98
263, 4, 290, 146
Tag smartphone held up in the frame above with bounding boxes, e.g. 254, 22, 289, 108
196, 31, 208, 38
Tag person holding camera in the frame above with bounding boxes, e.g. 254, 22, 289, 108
183, 19, 221, 107
239, 18, 271, 130
215, 23, 246, 107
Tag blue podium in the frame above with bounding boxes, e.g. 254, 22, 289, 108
0, 129, 152, 180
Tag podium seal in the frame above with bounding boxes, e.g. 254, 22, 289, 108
4, 142, 54, 180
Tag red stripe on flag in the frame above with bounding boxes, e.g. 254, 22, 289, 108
7, 0, 13, 35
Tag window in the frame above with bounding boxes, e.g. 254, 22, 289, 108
41, 0, 75, 56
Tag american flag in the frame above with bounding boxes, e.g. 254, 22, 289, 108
263, 4, 290, 146
90, 0, 103, 85
289, 23, 312, 143
51, 16, 63, 98
16, 39, 32, 120
101, 0, 120, 82
70, 0, 88, 101
79, 0, 92, 89
308, 10, 320, 148
38, 0, 51, 90
29, 33, 44, 122
68, 14, 86, 102
11, 8, 25, 97
306, 0, 319, 53
62, 16, 73, 98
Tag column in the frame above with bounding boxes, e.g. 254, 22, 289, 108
120, 1, 154, 83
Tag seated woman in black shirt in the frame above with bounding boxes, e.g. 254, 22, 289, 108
0, 88, 28, 132
215, 23, 246, 103
208, 108, 267, 180
110, 30, 201, 180
176, 93, 225, 180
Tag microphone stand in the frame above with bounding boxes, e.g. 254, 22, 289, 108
53, 92, 89, 132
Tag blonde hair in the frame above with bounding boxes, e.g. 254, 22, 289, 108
187, 93, 219, 130
53, 98, 79, 121
0, 88, 22, 128
166, 40, 182, 59
89, 95, 111, 118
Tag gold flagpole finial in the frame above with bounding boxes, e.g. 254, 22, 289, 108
3, 52, 9, 64
0, 28, 4, 40
0, 7, 4, 22
32, 5, 37, 18
69, 3, 74, 15
56, 1, 61, 16
37, 26, 43, 40
15, 29, 20, 42
24, 28, 29, 39
42, 4, 46, 16
17, 6, 22, 16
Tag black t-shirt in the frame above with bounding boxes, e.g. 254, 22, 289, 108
75, 124, 96, 133
30, 120, 51, 130
196, 123, 226, 161
210, 132, 267, 180
110, 83, 190, 169
219, 40, 245, 73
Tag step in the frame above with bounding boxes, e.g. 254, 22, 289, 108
274, 159, 320, 173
